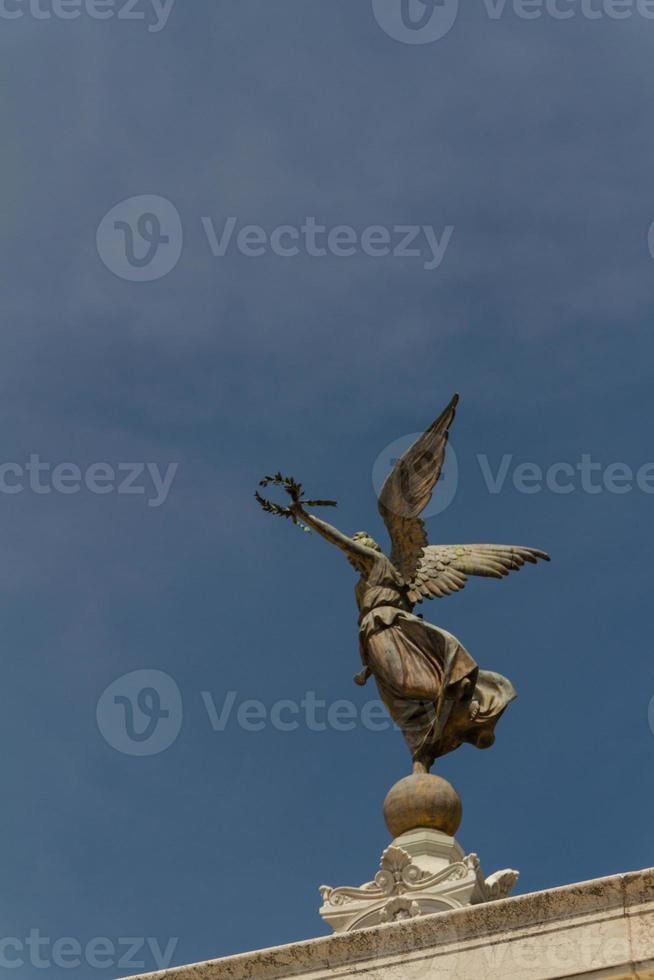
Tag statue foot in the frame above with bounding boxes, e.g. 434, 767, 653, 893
412, 759, 430, 775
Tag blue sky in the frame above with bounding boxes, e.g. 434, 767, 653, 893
1, 1, 654, 976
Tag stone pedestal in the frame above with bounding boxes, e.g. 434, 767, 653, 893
319, 771, 518, 933
319, 827, 519, 933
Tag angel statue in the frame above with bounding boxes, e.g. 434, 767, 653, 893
256, 395, 549, 776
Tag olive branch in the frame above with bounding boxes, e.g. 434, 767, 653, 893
255, 473, 337, 532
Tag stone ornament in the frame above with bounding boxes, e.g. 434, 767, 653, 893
319, 830, 520, 933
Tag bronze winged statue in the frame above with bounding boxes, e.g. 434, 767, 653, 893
257, 394, 549, 775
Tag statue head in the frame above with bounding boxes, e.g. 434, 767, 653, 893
352, 531, 382, 553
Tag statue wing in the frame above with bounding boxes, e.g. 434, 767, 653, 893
407, 544, 550, 603
377, 394, 459, 582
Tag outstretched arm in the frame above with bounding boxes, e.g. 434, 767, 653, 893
294, 507, 378, 574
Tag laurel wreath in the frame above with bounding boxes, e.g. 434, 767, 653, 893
255, 473, 337, 532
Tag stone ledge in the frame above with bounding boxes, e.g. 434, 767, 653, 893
125, 867, 654, 980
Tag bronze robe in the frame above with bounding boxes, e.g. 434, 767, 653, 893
356, 557, 516, 767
